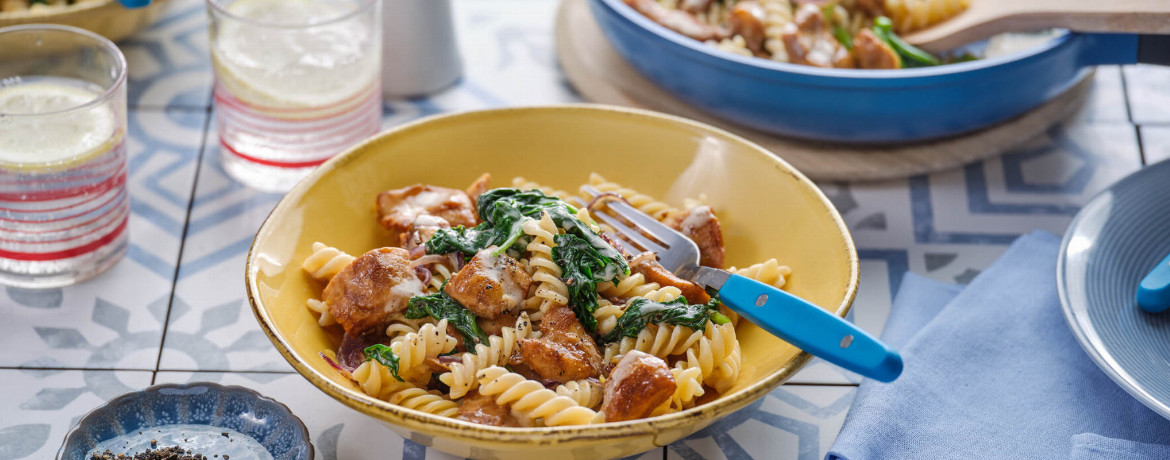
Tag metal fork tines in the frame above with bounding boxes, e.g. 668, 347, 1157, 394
580, 186, 701, 276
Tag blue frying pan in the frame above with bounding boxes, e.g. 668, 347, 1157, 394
590, 0, 1170, 143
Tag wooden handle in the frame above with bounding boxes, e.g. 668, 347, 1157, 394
904, 0, 1170, 52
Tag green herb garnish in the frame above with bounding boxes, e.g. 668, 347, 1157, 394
405, 285, 488, 348
552, 233, 625, 332
363, 344, 405, 382
872, 16, 940, 67
602, 296, 726, 343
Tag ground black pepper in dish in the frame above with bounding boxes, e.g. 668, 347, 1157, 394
89, 445, 216, 460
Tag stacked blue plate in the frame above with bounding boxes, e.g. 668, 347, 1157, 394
1059, 159, 1170, 419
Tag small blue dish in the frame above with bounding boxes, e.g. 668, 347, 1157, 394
1059, 159, 1170, 420
57, 382, 313, 460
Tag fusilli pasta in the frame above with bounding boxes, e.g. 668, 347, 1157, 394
389, 319, 458, 380
522, 212, 569, 321
511, 176, 573, 201
555, 379, 604, 410
302, 242, 354, 281
439, 312, 534, 398
585, 173, 681, 221
476, 366, 598, 426
305, 298, 336, 327
350, 360, 460, 417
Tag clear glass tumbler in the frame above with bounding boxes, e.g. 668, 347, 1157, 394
0, 25, 130, 288
207, 0, 383, 192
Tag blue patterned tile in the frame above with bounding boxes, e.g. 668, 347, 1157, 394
122, 0, 213, 110
669, 385, 856, 460
0, 108, 204, 369
0, 369, 153, 460
1140, 126, 1170, 166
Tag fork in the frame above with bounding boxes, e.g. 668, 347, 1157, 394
582, 187, 903, 382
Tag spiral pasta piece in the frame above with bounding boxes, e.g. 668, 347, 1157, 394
585, 173, 681, 221
707, 339, 742, 394
603, 322, 704, 364
476, 366, 598, 426
511, 176, 574, 200
351, 360, 459, 417
598, 273, 661, 299
439, 313, 534, 398
305, 298, 336, 327
389, 319, 458, 380
593, 297, 625, 336
653, 363, 706, 415
522, 213, 569, 321
884, 0, 968, 33
761, 0, 793, 62
676, 321, 739, 387
302, 242, 355, 282
385, 316, 433, 339
426, 263, 455, 293
555, 379, 604, 410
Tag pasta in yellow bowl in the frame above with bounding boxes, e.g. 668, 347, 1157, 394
245, 105, 858, 459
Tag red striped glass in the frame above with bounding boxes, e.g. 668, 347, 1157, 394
207, 0, 383, 192
0, 25, 129, 288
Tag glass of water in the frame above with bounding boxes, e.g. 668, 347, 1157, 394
0, 25, 130, 288
207, 0, 383, 192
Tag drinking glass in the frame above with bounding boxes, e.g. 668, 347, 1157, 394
0, 25, 130, 288
207, 0, 383, 192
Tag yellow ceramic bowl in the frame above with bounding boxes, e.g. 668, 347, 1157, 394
246, 105, 859, 459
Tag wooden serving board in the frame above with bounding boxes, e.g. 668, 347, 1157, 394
555, 0, 1092, 182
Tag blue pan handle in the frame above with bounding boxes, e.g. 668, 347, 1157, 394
718, 274, 903, 382
1080, 33, 1170, 66
119, 0, 151, 8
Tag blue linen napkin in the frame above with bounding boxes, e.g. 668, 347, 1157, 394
827, 231, 1170, 459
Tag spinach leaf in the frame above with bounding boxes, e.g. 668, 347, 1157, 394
363, 344, 405, 382
405, 286, 488, 348
426, 189, 629, 279
873, 16, 940, 67
553, 233, 626, 333
601, 296, 726, 343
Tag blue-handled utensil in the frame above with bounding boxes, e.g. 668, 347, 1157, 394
1137, 252, 1170, 313
582, 186, 903, 382
118, 0, 151, 8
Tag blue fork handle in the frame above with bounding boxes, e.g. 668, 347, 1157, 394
719, 274, 903, 382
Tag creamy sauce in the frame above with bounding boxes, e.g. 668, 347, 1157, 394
680, 206, 714, 234
86, 424, 273, 460
984, 30, 1062, 58
388, 275, 426, 308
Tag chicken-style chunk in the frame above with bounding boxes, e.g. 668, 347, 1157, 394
601, 351, 676, 422
376, 184, 477, 238
781, 4, 854, 68
624, 0, 728, 42
399, 214, 450, 253
478, 311, 521, 337
852, 29, 900, 69
510, 303, 603, 381
465, 173, 491, 209
444, 249, 531, 320
324, 247, 426, 336
456, 391, 527, 427
665, 205, 725, 269
630, 252, 711, 305
729, 1, 767, 54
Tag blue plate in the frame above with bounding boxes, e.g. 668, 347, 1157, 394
57, 382, 313, 460
1059, 159, 1170, 420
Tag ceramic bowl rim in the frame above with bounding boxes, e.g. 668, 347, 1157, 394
56, 381, 314, 460
244, 104, 859, 444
